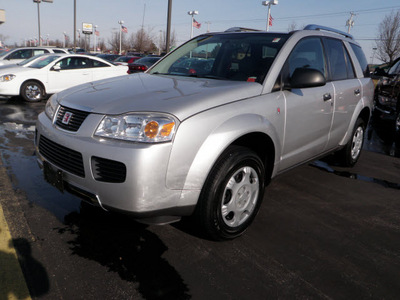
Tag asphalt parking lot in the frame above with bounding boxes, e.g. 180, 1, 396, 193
1, 97, 400, 299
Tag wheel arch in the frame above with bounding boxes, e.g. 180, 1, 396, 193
20, 79, 46, 96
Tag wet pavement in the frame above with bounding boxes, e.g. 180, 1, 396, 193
1, 97, 400, 299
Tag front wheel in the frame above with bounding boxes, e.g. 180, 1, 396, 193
196, 146, 265, 240
336, 118, 365, 167
20, 81, 45, 102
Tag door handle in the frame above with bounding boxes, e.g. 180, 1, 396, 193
354, 89, 361, 96
323, 93, 332, 101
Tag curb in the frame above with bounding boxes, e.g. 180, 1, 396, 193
0, 157, 31, 300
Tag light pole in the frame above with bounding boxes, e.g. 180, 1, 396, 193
33, 0, 53, 46
262, 0, 278, 32
118, 20, 124, 55
94, 25, 98, 52
188, 10, 198, 39
63, 31, 66, 48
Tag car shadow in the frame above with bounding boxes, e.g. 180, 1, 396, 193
55, 202, 191, 300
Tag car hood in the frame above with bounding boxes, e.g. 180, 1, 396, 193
56, 73, 263, 120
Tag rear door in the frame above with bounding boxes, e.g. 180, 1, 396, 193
323, 38, 362, 150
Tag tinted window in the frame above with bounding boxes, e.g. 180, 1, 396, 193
287, 37, 326, 78
53, 49, 66, 53
324, 38, 350, 81
350, 43, 370, 77
57, 57, 90, 69
8, 49, 33, 60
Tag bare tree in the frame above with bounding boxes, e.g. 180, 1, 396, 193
108, 31, 128, 53
129, 28, 157, 54
159, 29, 177, 53
376, 10, 400, 64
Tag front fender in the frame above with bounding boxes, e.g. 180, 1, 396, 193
166, 107, 281, 193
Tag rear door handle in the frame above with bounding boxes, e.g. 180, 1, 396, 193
323, 93, 332, 101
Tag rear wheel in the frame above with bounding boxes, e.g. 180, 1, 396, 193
21, 81, 45, 102
336, 118, 365, 167
196, 146, 265, 240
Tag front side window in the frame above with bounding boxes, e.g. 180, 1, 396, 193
8, 49, 33, 60
287, 37, 326, 78
149, 33, 289, 83
56, 57, 90, 70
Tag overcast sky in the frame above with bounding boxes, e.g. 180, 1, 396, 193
1, 0, 400, 63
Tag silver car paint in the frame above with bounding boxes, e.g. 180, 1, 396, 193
35, 29, 374, 218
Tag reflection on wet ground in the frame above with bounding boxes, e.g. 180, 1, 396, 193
57, 203, 191, 299
310, 160, 400, 190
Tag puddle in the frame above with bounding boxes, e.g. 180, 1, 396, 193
310, 160, 400, 190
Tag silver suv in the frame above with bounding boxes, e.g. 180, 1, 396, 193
35, 25, 374, 240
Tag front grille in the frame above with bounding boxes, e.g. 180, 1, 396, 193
39, 135, 85, 177
55, 106, 90, 132
91, 156, 126, 183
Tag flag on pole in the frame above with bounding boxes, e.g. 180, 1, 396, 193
193, 19, 201, 29
121, 25, 128, 33
269, 15, 273, 27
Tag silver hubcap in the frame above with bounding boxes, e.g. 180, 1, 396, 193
221, 166, 259, 227
25, 84, 42, 101
396, 113, 400, 132
351, 126, 364, 160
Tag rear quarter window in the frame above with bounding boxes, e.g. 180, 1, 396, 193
350, 43, 370, 78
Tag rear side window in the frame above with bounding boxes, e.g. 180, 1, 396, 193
350, 43, 370, 77
324, 38, 356, 81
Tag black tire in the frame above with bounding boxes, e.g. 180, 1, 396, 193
20, 80, 45, 102
336, 118, 365, 167
196, 146, 265, 241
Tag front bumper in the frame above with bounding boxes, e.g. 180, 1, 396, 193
35, 112, 196, 222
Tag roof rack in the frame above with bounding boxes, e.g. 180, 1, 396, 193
304, 24, 354, 40
225, 27, 261, 32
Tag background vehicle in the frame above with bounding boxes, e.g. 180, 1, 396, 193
0, 53, 127, 102
36, 25, 374, 240
0, 47, 69, 65
373, 56, 400, 156
113, 55, 141, 66
127, 56, 161, 73
96, 54, 121, 62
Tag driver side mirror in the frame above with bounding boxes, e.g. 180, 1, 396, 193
52, 65, 61, 71
288, 68, 326, 89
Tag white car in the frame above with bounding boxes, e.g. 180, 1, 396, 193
0, 54, 128, 102
0, 47, 69, 66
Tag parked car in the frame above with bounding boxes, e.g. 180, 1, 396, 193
0, 53, 127, 102
113, 55, 141, 66
96, 54, 121, 62
127, 56, 161, 73
373, 56, 400, 152
0, 47, 69, 65
36, 25, 374, 240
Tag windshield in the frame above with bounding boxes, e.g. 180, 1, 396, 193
149, 33, 288, 83
17, 54, 46, 66
29, 55, 61, 69
388, 59, 400, 76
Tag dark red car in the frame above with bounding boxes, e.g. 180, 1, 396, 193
127, 56, 161, 74
114, 55, 141, 66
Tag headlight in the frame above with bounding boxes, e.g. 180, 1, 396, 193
95, 113, 178, 143
0, 74, 16, 82
45, 94, 59, 120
